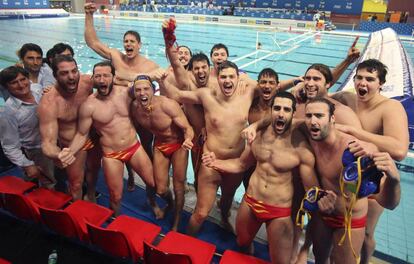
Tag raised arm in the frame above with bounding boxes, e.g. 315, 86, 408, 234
84, 3, 113, 59
331, 38, 360, 84
163, 98, 194, 150
202, 143, 256, 173
158, 71, 202, 104
162, 18, 192, 90
337, 100, 408, 161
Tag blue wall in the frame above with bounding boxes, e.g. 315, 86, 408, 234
125, 0, 364, 15
360, 21, 414, 36
0, 0, 49, 9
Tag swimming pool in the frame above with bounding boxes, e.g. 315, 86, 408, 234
0, 16, 368, 85
1, 15, 414, 262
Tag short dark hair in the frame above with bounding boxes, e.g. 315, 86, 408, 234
53, 43, 74, 57
46, 48, 57, 66
210, 43, 229, 57
123, 30, 141, 43
0, 66, 29, 88
93, 61, 115, 76
51, 55, 77, 77
258, 68, 279, 83
305, 63, 333, 85
306, 96, 335, 118
269, 91, 296, 112
188, 53, 210, 71
355, 59, 387, 84
18, 43, 43, 59
218, 61, 239, 75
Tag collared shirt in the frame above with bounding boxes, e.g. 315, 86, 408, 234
38, 63, 56, 88
0, 84, 43, 167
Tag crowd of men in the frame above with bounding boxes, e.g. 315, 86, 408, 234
0, 3, 408, 263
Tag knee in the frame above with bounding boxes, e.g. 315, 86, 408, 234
192, 209, 209, 224
173, 179, 186, 192
364, 232, 376, 248
69, 181, 82, 193
109, 190, 123, 204
156, 185, 169, 196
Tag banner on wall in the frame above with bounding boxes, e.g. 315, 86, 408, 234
362, 0, 387, 13
0, 0, 49, 8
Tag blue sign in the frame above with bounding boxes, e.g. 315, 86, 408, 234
1, 0, 49, 8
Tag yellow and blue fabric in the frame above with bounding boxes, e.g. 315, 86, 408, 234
295, 186, 325, 229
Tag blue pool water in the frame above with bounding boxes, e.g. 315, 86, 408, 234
1, 16, 414, 262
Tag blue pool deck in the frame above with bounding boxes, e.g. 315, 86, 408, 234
0, 15, 414, 263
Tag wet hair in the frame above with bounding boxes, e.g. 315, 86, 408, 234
305, 63, 333, 85
18, 43, 43, 59
93, 61, 115, 76
269, 91, 296, 112
210, 43, 229, 57
258, 68, 279, 83
0, 66, 29, 88
178, 45, 192, 57
217, 61, 239, 75
355, 59, 387, 84
123, 30, 141, 43
306, 96, 335, 118
188, 53, 210, 71
51, 55, 78, 77
53, 43, 74, 57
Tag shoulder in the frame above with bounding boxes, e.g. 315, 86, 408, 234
80, 96, 97, 114
79, 75, 93, 92
159, 96, 181, 112
380, 97, 404, 110
39, 89, 58, 107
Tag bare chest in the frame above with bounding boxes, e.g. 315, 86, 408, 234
136, 110, 172, 133
94, 99, 129, 125
207, 97, 249, 128
253, 136, 300, 171
358, 110, 383, 134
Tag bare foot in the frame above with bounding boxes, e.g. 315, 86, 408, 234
127, 175, 135, 192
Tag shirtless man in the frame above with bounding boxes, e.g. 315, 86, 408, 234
243, 68, 279, 189
84, 2, 157, 190
202, 92, 336, 264
243, 63, 362, 264
38, 56, 99, 201
161, 60, 258, 235
295, 63, 361, 127
57, 61, 157, 215
131, 74, 194, 230
334, 59, 408, 264
304, 97, 400, 263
